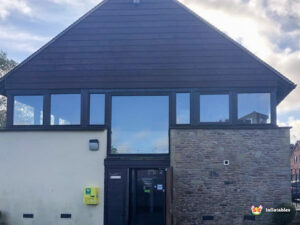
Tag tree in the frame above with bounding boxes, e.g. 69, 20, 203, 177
0, 50, 18, 128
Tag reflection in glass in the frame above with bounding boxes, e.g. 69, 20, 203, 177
90, 94, 105, 125
176, 93, 190, 124
51, 94, 81, 125
13, 96, 43, 125
238, 93, 270, 124
200, 95, 229, 122
111, 96, 169, 154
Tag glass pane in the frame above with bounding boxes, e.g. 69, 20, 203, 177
13, 96, 43, 125
90, 94, 105, 125
0, 95, 7, 128
51, 94, 81, 125
238, 93, 270, 124
200, 95, 229, 122
111, 96, 169, 154
176, 93, 190, 124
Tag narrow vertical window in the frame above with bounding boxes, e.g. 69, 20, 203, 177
176, 93, 190, 124
90, 94, 105, 125
13, 96, 43, 125
51, 94, 81, 125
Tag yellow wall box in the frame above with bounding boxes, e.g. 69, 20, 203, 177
84, 187, 99, 205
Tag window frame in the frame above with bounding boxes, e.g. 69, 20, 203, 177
108, 91, 171, 157
5, 88, 277, 130
236, 91, 273, 125
198, 92, 232, 125
50, 93, 82, 126
175, 92, 191, 125
88, 92, 106, 126
12, 94, 45, 126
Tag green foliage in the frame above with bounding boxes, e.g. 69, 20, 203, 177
272, 202, 296, 225
0, 50, 17, 77
0, 50, 17, 128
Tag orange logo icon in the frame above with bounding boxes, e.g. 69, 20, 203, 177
251, 205, 263, 216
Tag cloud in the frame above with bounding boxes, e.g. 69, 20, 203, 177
0, 0, 32, 20
181, 0, 300, 117
0, 26, 49, 53
47, 0, 100, 8
0, 0, 299, 129
278, 117, 300, 144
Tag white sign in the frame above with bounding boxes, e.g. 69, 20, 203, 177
157, 184, 163, 190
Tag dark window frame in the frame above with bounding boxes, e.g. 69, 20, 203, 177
198, 92, 232, 125
12, 94, 45, 126
50, 93, 82, 126
5, 88, 277, 130
236, 91, 274, 125
87, 91, 106, 126
174, 92, 192, 125
108, 91, 172, 157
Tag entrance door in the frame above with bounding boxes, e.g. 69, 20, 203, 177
131, 169, 166, 225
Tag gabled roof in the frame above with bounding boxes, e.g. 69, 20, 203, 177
0, 0, 296, 103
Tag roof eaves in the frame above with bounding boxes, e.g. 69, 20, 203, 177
0, 0, 109, 85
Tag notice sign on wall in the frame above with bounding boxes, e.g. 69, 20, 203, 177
110, 175, 121, 179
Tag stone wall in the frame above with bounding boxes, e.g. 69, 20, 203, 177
171, 128, 291, 225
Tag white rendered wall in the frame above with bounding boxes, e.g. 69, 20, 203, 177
0, 131, 107, 225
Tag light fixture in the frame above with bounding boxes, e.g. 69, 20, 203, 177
89, 139, 99, 151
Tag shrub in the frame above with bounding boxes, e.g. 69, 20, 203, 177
272, 202, 296, 225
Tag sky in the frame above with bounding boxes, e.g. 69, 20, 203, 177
0, 0, 299, 143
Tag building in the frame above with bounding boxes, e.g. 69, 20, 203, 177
0, 0, 296, 224
291, 141, 300, 182
239, 111, 269, 124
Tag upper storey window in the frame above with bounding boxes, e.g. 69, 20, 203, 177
13, 96, 43, 125
238, 93, 271, 124
51, 94, 81, 125
200, 94, 229, 123
90, 94, 105, 125
111, 96, 169, 154
176, 93, 190, 124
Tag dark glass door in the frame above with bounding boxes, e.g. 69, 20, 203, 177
131, 169, 166, 225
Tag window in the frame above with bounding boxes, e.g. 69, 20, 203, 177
111, 96, 169, 154
200, 94, 229, 122
51, 94, 81, 125
238, 93, 270, 124
90, 94, 105, 125
176, 93, 190, 124
13, 96, 43, 125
